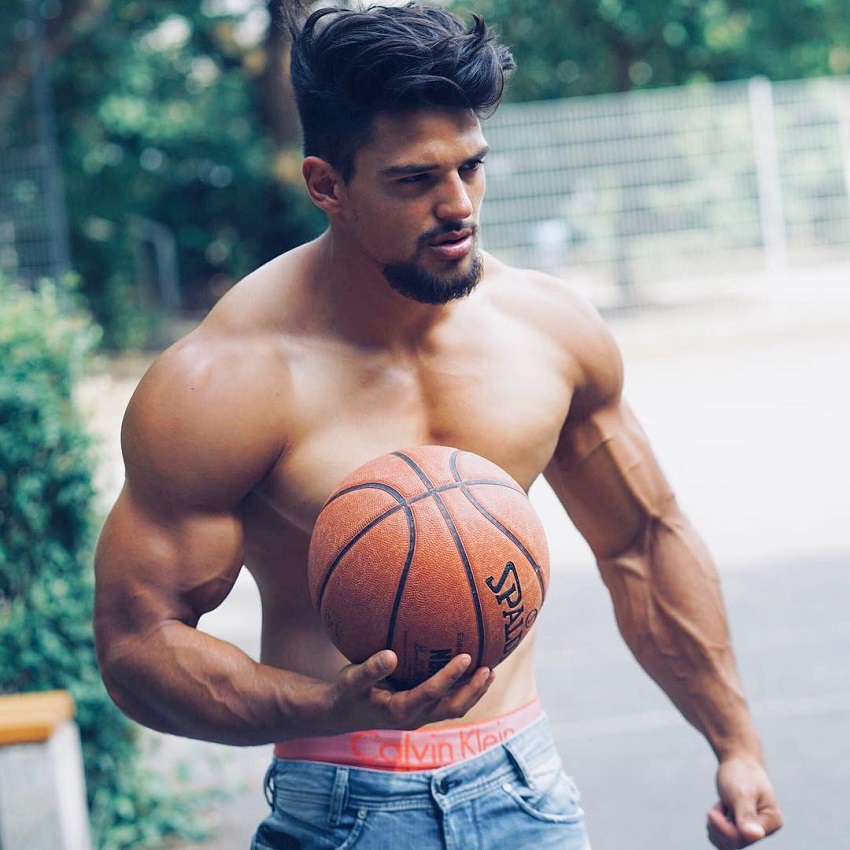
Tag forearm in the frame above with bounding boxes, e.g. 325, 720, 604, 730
598, 507, 763, 762
99, 621, 331, 746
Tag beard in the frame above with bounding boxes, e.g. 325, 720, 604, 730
383, 249, 483, 305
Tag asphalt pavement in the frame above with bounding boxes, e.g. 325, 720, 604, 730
86, 266, 850, 849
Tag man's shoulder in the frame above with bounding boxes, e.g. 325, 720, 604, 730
140, 323, 286, 408
484, 254, 615, 346
484, 254, 624, 413
121, 304, 293, 507
139, 243, 314, 402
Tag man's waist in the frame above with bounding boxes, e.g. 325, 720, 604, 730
273, 697, 545, 771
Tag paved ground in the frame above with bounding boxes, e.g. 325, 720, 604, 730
81, 266, 850, 849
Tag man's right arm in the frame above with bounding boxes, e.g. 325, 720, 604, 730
94, 338, 492, 745
96, 484, 304, 744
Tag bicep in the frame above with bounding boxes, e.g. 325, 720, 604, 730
94, 486, 245, 645
544, 398, 676, 559
95, 338, 282, 636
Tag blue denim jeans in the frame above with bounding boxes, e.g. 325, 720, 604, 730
251, 716, 591, 850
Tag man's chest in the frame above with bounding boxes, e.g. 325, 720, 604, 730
254, 330, 574, 533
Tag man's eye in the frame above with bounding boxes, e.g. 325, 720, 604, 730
463, 159, 485, 172
399, 173, 429, 185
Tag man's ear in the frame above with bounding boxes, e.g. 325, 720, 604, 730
302, 156, 345, 213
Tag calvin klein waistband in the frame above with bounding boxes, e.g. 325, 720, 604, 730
273, 697, 544, 771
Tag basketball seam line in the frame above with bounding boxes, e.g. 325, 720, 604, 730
449, 454, 548, 604
324, 478, 522, 509
449, 453, 547, 599
392, 450, 486, 671
385, 511, 416, 654
315, 482, 411, 610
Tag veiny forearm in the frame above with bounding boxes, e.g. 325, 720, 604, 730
93, 487, 333, 745
548, 398, 764, 763
597, 507, 762, 761
100, 621, 330, 746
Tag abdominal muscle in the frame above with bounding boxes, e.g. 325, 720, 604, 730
256, 591, 540, 733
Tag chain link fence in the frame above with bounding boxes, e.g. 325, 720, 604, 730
482, 75, 850, 307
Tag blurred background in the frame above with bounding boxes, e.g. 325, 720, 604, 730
1, 0, 848, 848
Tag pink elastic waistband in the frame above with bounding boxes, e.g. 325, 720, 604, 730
273, 698, 544, 772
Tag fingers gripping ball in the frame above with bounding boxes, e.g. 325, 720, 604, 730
307, 445, 550, 688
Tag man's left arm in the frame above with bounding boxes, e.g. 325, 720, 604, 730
545, 395, 783, 848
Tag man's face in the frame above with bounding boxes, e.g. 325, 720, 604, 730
339, 107, 488, 304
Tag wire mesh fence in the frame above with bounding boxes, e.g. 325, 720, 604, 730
2, 71, 849, 305
0, 0, 70, 290
0, 145, 67, 285
481, 75, 850, 307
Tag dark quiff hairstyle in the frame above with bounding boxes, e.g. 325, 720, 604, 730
285, 2, 515, 181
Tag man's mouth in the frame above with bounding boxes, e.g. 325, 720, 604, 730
429, 227, 474, 247
424, 227, 476, 260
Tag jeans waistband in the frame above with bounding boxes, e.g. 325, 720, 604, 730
267, 712, 560, 813
273, 697, 544, 771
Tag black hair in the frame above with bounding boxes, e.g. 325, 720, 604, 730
285, 2, 515, 181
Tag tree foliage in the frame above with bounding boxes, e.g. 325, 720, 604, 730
2, 0, 321, 348
3, 1, 850, 345
0, 276, 212, 848
453, 0, 850, 101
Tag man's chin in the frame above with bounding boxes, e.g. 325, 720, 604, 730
384, 252, 483, 305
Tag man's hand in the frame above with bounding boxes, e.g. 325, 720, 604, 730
706, 756, 783, 848
321, 650, 494, 733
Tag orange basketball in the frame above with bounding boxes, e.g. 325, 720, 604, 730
307, 445, 550, 688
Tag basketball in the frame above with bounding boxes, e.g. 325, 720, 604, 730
307, 445, 550, 688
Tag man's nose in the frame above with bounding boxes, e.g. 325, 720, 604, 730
435, 173, 474, 221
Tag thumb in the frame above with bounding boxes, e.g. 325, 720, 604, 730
734, 803, 766, 842
740, 820, 766, 841
342, 649, 397, 693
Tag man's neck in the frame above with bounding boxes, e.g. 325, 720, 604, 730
308, 230, 463, 350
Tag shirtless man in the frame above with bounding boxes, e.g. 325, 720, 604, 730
94, 5, 782, 849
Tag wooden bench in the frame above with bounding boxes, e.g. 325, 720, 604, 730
0, 691, 92, 850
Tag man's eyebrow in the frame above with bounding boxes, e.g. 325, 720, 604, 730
379, 145, 490, 176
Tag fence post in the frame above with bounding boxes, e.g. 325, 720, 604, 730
26, 0, 71, 283
0, 691, 92, 850
748, 76, 788, 272
129, 216, 182, 313
836, 78, 850, 221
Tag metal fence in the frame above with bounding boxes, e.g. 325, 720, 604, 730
482, 75, 850, 307
0, 145, 68, 285
0, 1, 70, 289
2, 71, 849, 305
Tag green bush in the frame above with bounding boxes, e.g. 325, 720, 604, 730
0, 277, 205, 847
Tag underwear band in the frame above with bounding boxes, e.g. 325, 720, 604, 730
273, 697, 544, 772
